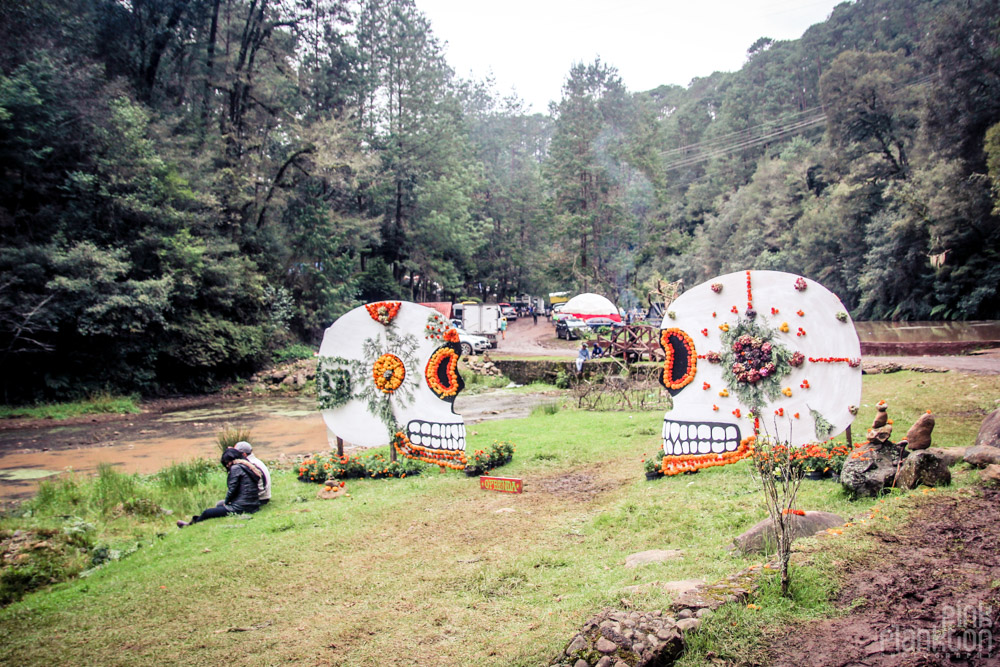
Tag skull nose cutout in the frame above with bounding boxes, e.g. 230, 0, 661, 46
660, 328, 697, 395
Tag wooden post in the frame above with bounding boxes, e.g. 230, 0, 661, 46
336, 436, 344, 458
390, 439, 397, 462
845, 424, 853, 446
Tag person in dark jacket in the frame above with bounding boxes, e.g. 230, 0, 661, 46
177, 448, 260, 527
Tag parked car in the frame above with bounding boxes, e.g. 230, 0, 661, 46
499, 302, 517, 321
555, 317, 588, 340
453, 327, 490, 355
585, 317, 624, 330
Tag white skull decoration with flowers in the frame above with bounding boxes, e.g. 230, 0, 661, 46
317, 302, 467, 469
657, 270, 861, 475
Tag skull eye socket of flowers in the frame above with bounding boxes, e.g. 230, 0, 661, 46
657, 270, 861, 474
317, 302, 466, 455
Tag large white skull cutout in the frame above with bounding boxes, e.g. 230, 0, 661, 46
658, 270, 861, 474
317, 301, 467, 466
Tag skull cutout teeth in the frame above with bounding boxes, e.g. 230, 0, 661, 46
407, 420, 467, 450
657, 270, 861, 476
663, 419, 741, 456
318, 302, 468, 468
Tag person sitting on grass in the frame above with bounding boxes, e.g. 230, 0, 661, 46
177, 448, 260, 528
234, 440, 271, 506
591, 341, 604, 358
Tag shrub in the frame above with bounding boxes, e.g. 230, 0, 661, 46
272, 343, 315, 364
93, 463, 143, 515
791, 443, 832, 473
216, 424, 253, 454
465, 441, 515, 476
297, 449, 426, 483
155, 459, 214, 489
530, 402, 560, 417
643, 456, 662, 475
828, 442, 852, 475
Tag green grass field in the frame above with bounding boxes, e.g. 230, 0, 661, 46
0, 371, 996, 665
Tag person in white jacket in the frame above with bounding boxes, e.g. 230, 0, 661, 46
234, 441, 271, 505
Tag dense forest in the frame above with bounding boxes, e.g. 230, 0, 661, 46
1, 0, 999, 401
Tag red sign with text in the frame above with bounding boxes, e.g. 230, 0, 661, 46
479, 476, 523, 494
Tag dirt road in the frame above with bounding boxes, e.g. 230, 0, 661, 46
495, 317, 1000, 374
492, 317, 578, 357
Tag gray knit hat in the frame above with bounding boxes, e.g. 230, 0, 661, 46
234, 441, 253, 454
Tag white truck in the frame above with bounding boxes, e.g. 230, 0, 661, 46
457, 303, 501, 348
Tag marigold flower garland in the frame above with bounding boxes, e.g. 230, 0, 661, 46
365, 301, 401, 325
425, 347, 460, 397
660, 435, 755, 475
660, 328, 697, 391
392, 431, 467, 470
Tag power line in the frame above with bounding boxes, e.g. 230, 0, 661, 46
661, 115, 826, 172
656, 73, 935, 172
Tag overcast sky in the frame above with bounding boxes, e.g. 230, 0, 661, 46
416, 0, 848, 112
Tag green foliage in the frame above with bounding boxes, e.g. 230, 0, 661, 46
530, 402, 560, 417
215, 425, 253, 455
465, 441, 516, 476
154, 459, 215, 490
554, 369, 572, 389
272, 344, 315, 364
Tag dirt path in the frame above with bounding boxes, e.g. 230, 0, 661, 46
493, 317, 578, 357
769, 487, 1000, 666
869, 349, 1000, 374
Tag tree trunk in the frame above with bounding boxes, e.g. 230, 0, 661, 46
201, 0, 221, 126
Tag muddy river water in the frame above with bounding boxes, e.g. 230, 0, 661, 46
0, 390, 557, 506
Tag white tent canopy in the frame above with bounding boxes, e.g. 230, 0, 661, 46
562, 293, 621, 322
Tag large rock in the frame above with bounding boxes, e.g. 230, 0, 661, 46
894, 451, 951, 489
975, 408, 1000, 449
905, 412, 935, 450
926, 447, 968, 467
731, 511, 845, 554
624, 549, 682, 568
982, 464, 1000, 484
964, 409, 1000, 468
623, 579, 704, 596
964, 445, 1000, 467
840, 441, 906, 498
